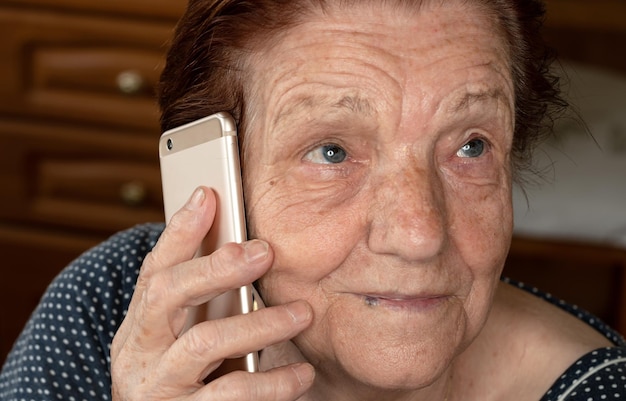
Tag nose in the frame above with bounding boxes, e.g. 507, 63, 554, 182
367, 164, 447, 262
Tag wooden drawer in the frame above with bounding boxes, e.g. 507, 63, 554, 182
0, 120, 163, 234
0, 8, 173, 131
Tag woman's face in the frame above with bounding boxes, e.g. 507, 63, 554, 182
243, 1, 514, 392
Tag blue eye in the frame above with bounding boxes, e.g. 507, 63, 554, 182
304, 144, 347, 164
456, 138, 485, 158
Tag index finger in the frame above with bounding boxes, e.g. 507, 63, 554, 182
124, 186, 216, 324
145, 186, 216, 279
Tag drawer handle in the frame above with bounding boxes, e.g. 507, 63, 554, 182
120, 181, 147, 206
116, 70, 144, 95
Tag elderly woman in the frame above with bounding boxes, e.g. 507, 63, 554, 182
1, 0, 625, 400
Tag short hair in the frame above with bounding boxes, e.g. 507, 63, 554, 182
158, 0, 566, 177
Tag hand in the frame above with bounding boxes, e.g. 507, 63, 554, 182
111, 187, 315, 400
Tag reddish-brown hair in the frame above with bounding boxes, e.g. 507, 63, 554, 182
158, 0, 566, 176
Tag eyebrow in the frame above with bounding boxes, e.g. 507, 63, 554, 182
448, 88, 509, 114
274, 94, 374, 127
333, 94, 374, 115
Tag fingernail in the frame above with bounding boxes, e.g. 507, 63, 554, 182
186, 187, 205, 210
243, 240, 269, 263
291, 363, 315, 387
285, 301, 311, 324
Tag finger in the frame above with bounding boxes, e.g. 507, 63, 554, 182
112, 187, 216, 355
157, 300, 313, 386
144, 186, 217, 279
132, 239, 273, 347
197, 364, 315, 401
125, 187, 216, 320
155, 240, 272, 311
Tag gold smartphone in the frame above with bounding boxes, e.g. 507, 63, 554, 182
159, 112, 261, 378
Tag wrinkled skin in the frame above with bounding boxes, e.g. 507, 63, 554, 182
111, 2, 515, 401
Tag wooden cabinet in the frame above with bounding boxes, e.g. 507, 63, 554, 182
0, 1, 185, 363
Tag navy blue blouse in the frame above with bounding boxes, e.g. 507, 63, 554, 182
1, 224, 624, 400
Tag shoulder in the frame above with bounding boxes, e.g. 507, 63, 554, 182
47, 222, 165, 336
45, 223, 164, 312
61, 223, 164, 289
493, 280, 621, 349
498, 279, 624, 347
79, 222, 164, 265
459, 280, 621, 400
493, 280, 626, 401
0, 223, 164, 400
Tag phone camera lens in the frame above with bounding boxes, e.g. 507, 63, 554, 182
166, 138, 173, 150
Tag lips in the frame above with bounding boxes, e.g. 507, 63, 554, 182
361, 293, 447, 311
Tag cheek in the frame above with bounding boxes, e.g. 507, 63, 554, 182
449, 180, 513, 281
245, 176, 366, 305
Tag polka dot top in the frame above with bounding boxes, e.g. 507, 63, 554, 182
0, 223, 161, 401
1, 224, 625, 400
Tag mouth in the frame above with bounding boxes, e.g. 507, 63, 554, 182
362, 294, 447, 311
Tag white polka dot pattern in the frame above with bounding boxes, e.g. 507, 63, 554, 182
540, 348, 626, 400
0, 226, 624, 400
0, 223, 162, 401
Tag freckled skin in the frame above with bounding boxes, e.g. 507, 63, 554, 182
241, 2, 514, 400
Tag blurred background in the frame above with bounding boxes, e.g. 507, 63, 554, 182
0, 0, 625, 364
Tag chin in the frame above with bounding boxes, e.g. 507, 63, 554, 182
338, 340, 457, 391
298, 303, 469, 393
